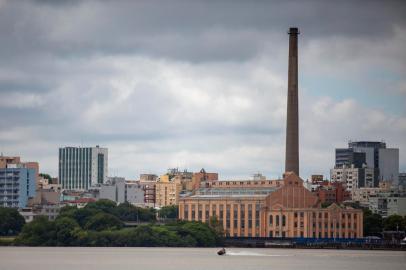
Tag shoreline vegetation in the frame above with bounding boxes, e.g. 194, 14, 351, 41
1, 200, 224, 247
1, 200, 405, 249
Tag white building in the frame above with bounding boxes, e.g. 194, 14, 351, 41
59, 145, 108, 190
100, 177, 145, 205
330, 164, 374, 192
19, 204, 61, 223
368, 191, 406, 217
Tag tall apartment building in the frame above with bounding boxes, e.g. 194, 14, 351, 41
139, 174, 158, 205
155, 179, 182, 207
59, 146, 108, 190
0, 156, 39, 187
335, 141, 399, 186
330, 165, 374, 192
0, 167, 36, 208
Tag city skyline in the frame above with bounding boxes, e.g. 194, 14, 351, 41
0, 1, 405, 180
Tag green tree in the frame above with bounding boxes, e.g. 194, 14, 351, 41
58, 207, 102, 228
16, 216, 56, 246
383, 215, 406, 231
112, 202, 155, 222
158, 205, 178, 219
0, 207, 25, 236
363, 212, 383, 236
84, 212, 124, 231
55, 217, 81, 246
85, 199, 117, 212
179, 221, 217, 247
39, 173, 52, 182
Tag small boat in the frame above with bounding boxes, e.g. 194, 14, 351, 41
217, 248, 226, 255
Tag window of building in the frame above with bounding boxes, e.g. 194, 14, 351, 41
269, 215, 273, 225
282, 215, 286, 227
276, 215, 279, 226
191, 205, 195, 220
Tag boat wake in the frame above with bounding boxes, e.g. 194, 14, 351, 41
226, 251, 291, 257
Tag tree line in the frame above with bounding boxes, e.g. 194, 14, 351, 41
0, 200, 222, 247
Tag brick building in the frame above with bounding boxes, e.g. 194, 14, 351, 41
179, 172, 363, 239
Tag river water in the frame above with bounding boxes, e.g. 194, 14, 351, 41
0, 247, 405, 270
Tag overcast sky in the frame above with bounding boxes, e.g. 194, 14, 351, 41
0, 0, 405, 180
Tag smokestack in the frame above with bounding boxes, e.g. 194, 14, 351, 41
285, 27, 300, 175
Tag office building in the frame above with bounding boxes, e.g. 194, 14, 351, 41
378, 148, 399, 184
59, 145, 108, 190
335, 148, 366, 168
100, 177, 144, 205
336, 141, 399, 186
399, 173, 406, 190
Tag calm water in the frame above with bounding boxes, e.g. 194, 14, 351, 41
0, 247, 405, 270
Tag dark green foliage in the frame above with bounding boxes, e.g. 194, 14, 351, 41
84, 212, 124, 231
383, 215, 405, 231
16, 216, 56, 246
208, 215, 224, 245
85, 199, 117, 213
58, 207, 102, 228
158, 205, 178, 219
364, 212, 383, 236
39, 173, 52, 182
55, 217, 81, 246
112, 202, 156, 222
0, 207, 25, 236
15, 200, 222, 247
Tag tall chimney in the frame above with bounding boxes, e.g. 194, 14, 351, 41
285, 27, 300, 175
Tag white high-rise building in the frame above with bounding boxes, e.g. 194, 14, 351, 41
330, 164, 374, 192
59, 145, 108, 190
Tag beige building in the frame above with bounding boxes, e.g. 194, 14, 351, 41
155, 179, 182, 207
179, 173, 363, 238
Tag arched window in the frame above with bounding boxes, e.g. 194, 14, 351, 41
282, 215, 286, 227
276, 215, 280, 226
269, 215, 273, 225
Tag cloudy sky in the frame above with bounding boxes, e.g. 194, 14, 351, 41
0, 0, 405, 180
